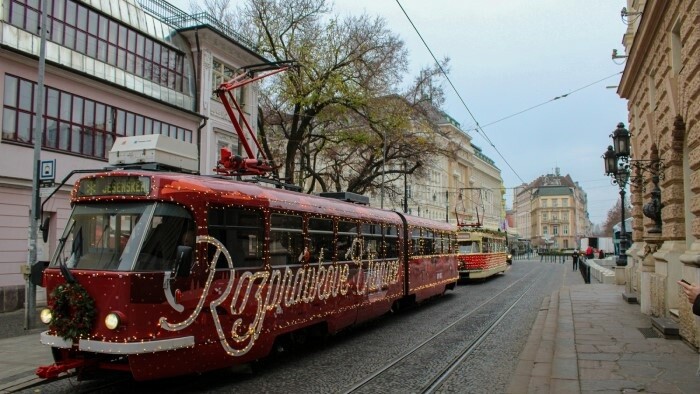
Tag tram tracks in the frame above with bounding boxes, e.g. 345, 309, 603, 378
344, 265, 548, 394
21, 265, 550, 393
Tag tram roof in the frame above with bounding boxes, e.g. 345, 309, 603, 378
78, 170, 456, 231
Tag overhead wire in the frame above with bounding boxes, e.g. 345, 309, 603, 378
395, 1, 624, 187
471, 72, 623, 131
394, 1, 624, 224
395, 0, 525, 183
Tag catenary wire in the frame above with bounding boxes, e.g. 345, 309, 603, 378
395, 1, 624, 187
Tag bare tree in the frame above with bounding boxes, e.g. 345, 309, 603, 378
218, 0, 449, 192
599, 197, 632, 236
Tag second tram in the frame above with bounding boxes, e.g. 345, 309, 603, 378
456, 228, 511, 280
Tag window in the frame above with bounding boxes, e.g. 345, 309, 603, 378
384, 225, 399, 259
8, 0, 187, 92
2, 75, 192, 159
215, 130, 241, 157
361, 223, 383, 259
553, 225, 558, 235
563, 224, 569, 235
542, 212, 548, 221
562, 198, 568, 207
212, 58, 246, 108
543, 226, 548, 236
309, 217, 333, 263
208, 207, 264, 268
411, 227, 424, 256
337, 220, 359, 261
269, 213, 303, 266
671, 18, 682, 75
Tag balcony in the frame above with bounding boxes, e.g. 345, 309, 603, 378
540, 218, 569, 225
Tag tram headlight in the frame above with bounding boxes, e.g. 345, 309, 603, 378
105, 312, 125, 330
40, 308, 52, 324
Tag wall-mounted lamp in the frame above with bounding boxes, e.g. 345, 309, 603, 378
612, 49, 628, 60
620, 7, 642, 18
621, 7, 642, 25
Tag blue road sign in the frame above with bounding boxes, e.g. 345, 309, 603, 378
40, 159, 56, 181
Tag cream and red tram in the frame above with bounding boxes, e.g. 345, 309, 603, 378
36, 162, 459, 380
456, 228, 510, 280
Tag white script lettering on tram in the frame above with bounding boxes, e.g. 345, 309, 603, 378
159, 236, 400, 356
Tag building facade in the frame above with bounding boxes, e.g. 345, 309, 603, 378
513, 170, 590, 250
369, 112, 506, 230
0, 0, 267, 312
616, 0, 700, 347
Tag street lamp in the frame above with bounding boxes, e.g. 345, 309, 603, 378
603, 122, 631, 267
603, 122, 666, 266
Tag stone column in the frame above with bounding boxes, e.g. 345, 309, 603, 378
626, 167, 645, 295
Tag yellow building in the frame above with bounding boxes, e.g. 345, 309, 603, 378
513, 170, 590, 250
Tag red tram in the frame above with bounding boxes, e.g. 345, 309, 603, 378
35, 155, 459, 380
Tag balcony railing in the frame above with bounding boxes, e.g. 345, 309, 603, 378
137, 0, 258, 52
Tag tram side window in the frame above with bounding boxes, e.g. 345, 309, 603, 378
309, 217, 333, 263
433, 232, 443, 254
411, 228, 422, 256
446, 233, 455, 254
337, 220, 359, 261
270, 213, 303, 266
424, 230, 434, 255
361, 223, 383, 260
138, 205, 195, 271
208, 208, 263, 269
384, 225, 399, 259
483, 238, 492, 253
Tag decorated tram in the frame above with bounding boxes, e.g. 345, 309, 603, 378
34, 137, 459, 381
456, 228, 511, 280
34, 63, 460, 381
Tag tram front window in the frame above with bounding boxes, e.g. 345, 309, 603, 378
458, 241, 480, 254
51, 202, 194, 271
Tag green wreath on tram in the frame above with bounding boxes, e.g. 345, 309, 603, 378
49, 282, 97, 341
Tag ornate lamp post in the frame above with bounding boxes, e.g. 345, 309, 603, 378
603, 122, 631, 267
603, 122, 665, 266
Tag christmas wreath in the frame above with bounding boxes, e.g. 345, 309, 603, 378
49, 282, 96, 341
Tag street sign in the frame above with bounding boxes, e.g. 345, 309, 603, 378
40, 159, 55, 180
39, 159, 56, 187
39, 187, 55, 198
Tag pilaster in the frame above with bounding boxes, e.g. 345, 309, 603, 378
639, 238, 662, 315
654, 240, 688, 313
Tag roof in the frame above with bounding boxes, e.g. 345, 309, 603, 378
73, 170, 457, 232
536, 186, 574, 196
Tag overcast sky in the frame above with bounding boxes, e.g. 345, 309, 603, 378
173, 0, 630, 225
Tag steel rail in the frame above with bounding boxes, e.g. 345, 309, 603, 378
343, 265, 546, 393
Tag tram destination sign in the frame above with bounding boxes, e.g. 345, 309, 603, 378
77, 176, 150, 197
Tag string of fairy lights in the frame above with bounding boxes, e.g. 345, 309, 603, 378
43, 172, 460, 367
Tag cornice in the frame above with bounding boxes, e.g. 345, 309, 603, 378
618, 0, 670, 99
